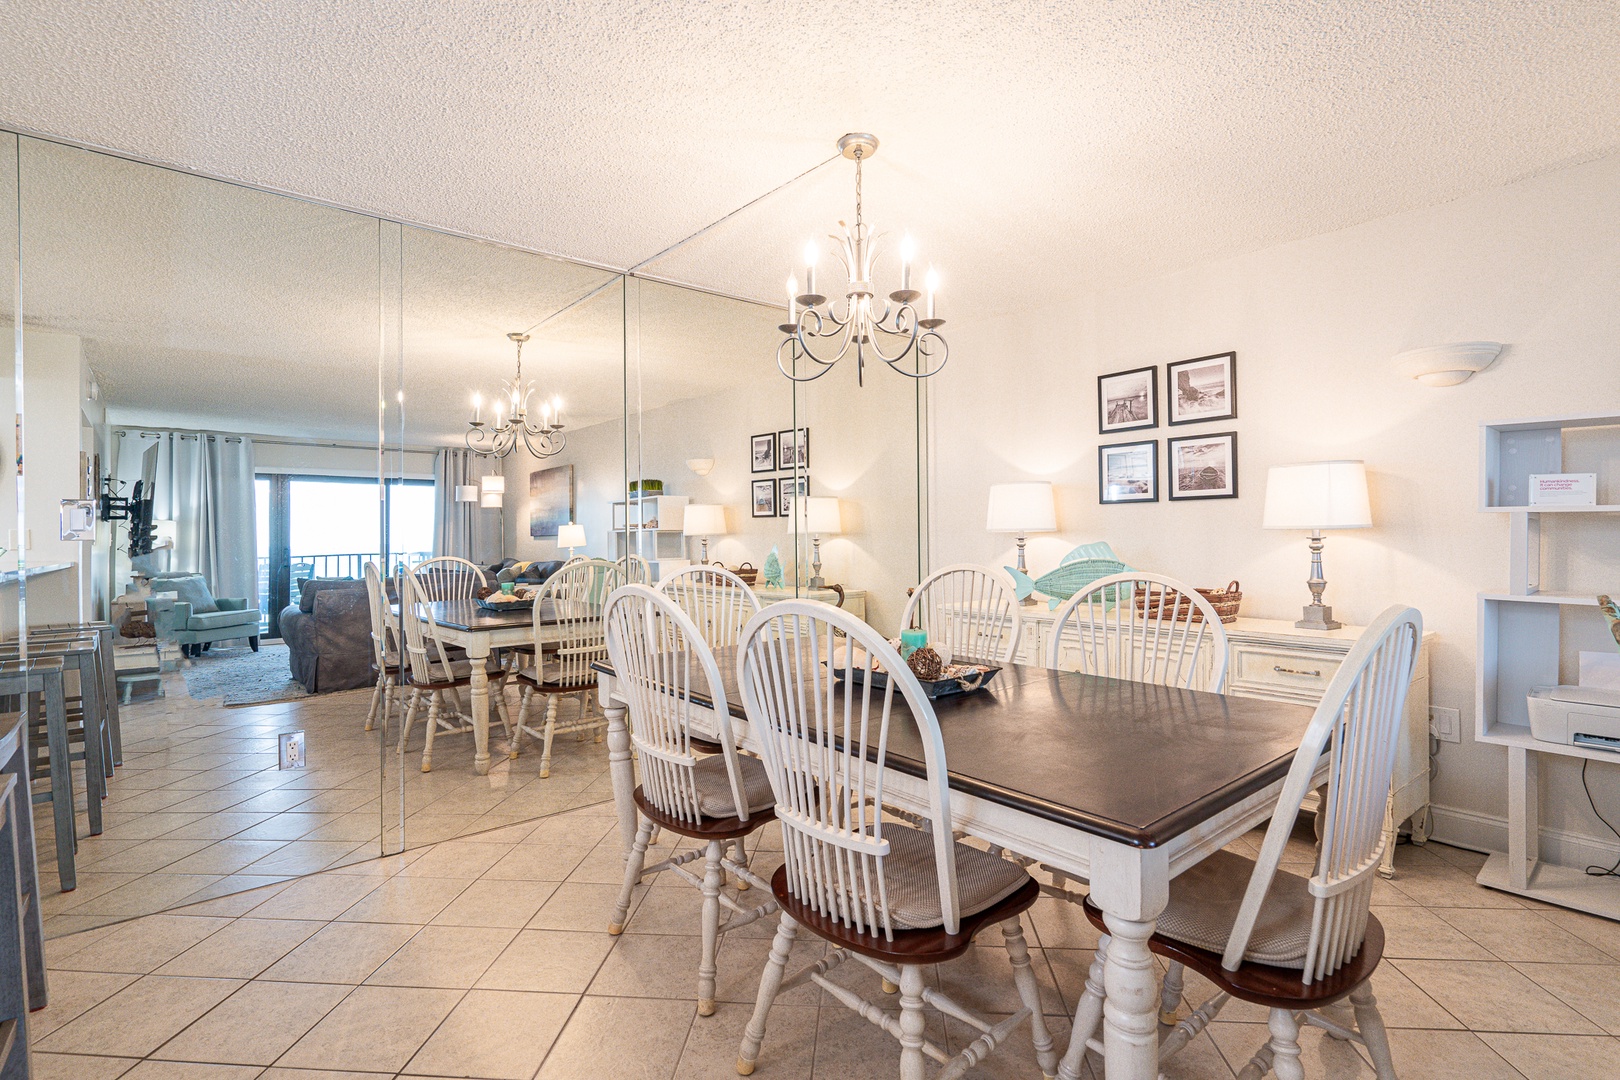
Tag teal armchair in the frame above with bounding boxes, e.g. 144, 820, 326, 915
148, 579, 261, 658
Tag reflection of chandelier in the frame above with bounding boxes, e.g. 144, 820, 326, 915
466, 332, 566, 459
778, 133, 947, 386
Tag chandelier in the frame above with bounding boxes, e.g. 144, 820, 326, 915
465, 332, 566, 459
777, 133, 947, 385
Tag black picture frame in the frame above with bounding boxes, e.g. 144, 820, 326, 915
1167, 352, 1237, 426
1098, 440, 1158, 504
751, 478, 778, 517
1097, 366, 1158, 433
778, 475, 808, 517
777, 427, 809, 471
750, 432, 777, 474
1167, 431, 1239, 500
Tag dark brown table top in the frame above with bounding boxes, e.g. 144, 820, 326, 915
397, 598, 557, 632
592, 648, 1315, 850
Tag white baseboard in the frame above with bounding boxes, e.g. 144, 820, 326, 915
1428, 803, 1620, 870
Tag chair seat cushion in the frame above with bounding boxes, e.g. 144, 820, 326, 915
1155, 849, 1314, 968
878, 824, 1031, 930
691, 753, 773, 818
408, 657, 506, 685
185, 608, 261, 632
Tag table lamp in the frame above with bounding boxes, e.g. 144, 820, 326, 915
682, 504, 727, 564
986, 481, 1057, 578
801, 497, 841, 588
1263, 461, 1372, 630
557, 521, 586, 559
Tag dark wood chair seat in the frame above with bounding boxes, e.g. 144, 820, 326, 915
687, 734, 725, 754
512, 667, 596, 695
404, 663, 506, 693
1081, 895, 1385, 1011
632, 785, 774, 842
776, 863, 1040, 966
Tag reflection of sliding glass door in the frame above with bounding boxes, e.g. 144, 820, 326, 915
256, 474, 434, 638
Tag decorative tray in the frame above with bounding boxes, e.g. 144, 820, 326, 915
834, 662, 1000, 700
475, 595, 531, 612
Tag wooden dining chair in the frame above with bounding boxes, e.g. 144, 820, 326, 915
1046, 571, 1229, 692
397, 569, 511, 772
362, 561, 402, 733
409, 555, 488, 602
509, 558, 622, 777
602, 584, 779, 1014
657, 564, 762, 650
734, 600, 1057, 1080
901, 563, 1025, 664
618, 553, 652, 585
1059, 605, 1422, 1080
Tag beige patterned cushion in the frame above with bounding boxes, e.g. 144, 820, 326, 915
1155, 849, 1314, 968
879, 824, 1030, 930
691, 754, 774, 819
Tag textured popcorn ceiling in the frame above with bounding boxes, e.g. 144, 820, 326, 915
4, 1, 1620, 439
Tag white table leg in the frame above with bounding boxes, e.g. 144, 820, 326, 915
467, 638, 492, 775
603, 683, 637, 855
1088, 841, 1168, 1080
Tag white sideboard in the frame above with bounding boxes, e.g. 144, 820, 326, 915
755, 586, 866, 622
997, 607, 1434, 877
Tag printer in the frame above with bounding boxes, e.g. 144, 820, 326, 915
1528, 685, 1620, 752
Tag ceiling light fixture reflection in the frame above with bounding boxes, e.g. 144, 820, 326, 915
466, 332, 567, 459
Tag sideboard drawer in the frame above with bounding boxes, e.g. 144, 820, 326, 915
1231, 644, 1345, 697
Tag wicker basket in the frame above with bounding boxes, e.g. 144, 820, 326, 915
731, 562, 759, 585
1134, 580, 1242, 624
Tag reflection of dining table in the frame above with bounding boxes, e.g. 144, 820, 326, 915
592, 649, 1321, 1080
400, 598, 559, 774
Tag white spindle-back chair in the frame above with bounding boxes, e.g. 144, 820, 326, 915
602, 585, 778, 1014
1047, 571, 1230, 692
901, 563, 1024, 664
509, 558, 622, 777
735, 600, 1056, 1080
657, 564, 762, 650
618, 553, 652, 584
362, 561, 401, 733
397, 569, 511, 772
1058, 605, 1423, 1080
408, 555, 488, 602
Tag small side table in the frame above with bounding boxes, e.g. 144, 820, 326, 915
113, 645, 165, 704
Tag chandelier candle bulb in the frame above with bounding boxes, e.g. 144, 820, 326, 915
803, 240, 818, 299
470, 393, 482, 425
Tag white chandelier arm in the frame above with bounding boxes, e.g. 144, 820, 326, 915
791, 308, 855, 366
776, 337, 843, 383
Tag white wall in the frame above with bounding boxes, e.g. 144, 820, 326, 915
932, 153, 1620, 858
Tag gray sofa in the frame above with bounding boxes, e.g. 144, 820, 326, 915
280, 578, 372, 693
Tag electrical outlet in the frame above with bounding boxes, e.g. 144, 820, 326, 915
278, 730, 307, 770
1430, 706, 1461, 744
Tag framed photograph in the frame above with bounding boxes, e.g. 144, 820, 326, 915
1098, 441, 1158, 504
528, 464, 576, 538
778, 475, 808, 517
1167, 432, 1238, 500
777, 427, 809, 470
1167, 352, 1236, 425
751, 479, 778, 518
1097, 366, 1157, 433
750, 432, 777, 474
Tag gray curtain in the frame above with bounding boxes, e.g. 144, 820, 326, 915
115, 429, 258, 607
433, 449, 502, 565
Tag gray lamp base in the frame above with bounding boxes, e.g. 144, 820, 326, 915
1295, 603, 1343, 631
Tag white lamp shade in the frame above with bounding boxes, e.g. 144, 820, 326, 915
480, 473, 506, 495
1263, 461, 1372, 530
803, 497, 841, 535
455, 484, 479, 503
479, 491, 502, 509
683, 504, 728, 536
557, 522, 587, 548
986, 482, 1057, 533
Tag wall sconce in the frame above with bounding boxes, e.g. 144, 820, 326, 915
1393, 342, 1502, 387
687, 457, 715, 477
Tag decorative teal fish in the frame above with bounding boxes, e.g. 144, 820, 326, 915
1600, 594, 1620, 649
1007, 541, 1130, 609
763, 546, 784, 589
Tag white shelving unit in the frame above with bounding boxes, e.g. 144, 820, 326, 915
1475, 412, 1620, 918
611, 495, 689, 580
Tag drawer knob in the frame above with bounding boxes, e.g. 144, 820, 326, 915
1274, 664, 1322, 677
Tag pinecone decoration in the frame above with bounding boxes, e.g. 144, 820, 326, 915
907, 646, 943, 681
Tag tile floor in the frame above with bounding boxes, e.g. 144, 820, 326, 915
40, 660, 613, 936
26, 801, 1620, 1080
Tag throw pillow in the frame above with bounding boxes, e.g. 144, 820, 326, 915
165, 574, 219, 614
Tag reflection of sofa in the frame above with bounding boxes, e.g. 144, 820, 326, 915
488, 559, 565, 585
147, 572, 261, 657
280, 578, 372, 693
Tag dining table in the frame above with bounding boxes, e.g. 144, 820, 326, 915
592, 649, 1322, 1080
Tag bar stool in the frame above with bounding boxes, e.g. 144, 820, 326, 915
28, 622, 121, 766
0, 660, 75, 892
0, 638, 109, 840
0, 714, 46, 1010
4, 632, 115, 786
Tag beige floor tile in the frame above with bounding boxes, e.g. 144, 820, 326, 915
27, 969, 141, 1039
587, 931, 707, 1000
679, 1002, 816, 1080
1536, 908, 1620, 961
50, 914, 234, 974
1379, 1029, 1524, 1080
430, 877, 558, 928
809, 997, 949, 1080
233, 813, 341, 842
476, 928, 615, 994
1433, 908, 1617, 964
710, 933, 826, 1008
156, 812, 279, 841
244, 872, 389, 921
1207, 1022, 1363, 1079
169, 879, 293, 918
396, 838, 513, 878
155, 979, 352, 1065
121, 1061, 267, 1079
35, 974, 245, 1057
1027, 895, 1102, 951
80, 839, 218, 876
932, 939, 1069, 1018
1393, 959, 1606, 1035
276, 984, 464, 1073
527, 881, 644, 932
481, 842, 594, 881
1479, 1032, 1620, 1079
402, 988, 575, 1078
258, 921, 419, 984
32, 1052, 140, 1080
1355, 964, 1465, 1029
1383, 863, 1526, 910
157, 917, 328, 978
1373, 904, 1496, 960
333, 875, 468, 924
64, 874, 230, 918
259, 1070, 392, 1079
161, 839, 293, 876
536, 995, 695, 1080
245, 840, 368, 877
365, 924, 517, 988
1511, 962, 1620, 1035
